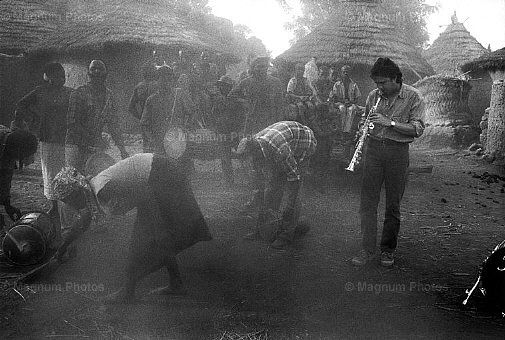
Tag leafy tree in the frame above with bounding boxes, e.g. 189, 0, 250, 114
278, 0, 437, 48
232, 25, 268, 58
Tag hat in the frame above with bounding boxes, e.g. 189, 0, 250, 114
217, 75, 234, 86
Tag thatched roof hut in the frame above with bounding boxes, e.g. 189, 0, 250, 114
26, 0, 239, 62
0, 0, 239, 61
424, 13, 491, 124
0, 0, 240, 130
461, 47, 505, 79
424, 13, 487, 76
462, 47, 505, 162
275, 1, 433, 105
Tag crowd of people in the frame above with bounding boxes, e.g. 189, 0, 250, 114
0, 54, 425, 302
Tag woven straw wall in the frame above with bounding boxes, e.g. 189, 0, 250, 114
414, 76, 472, 126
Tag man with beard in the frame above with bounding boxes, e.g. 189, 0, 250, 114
66, 60, 129, 173
13, 63, 73, 222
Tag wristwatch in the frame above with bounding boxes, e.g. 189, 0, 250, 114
390, 120, 396, 127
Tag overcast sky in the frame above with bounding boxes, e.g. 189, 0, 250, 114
208, 0, 505, 56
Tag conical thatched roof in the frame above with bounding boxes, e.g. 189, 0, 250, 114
461, 47, 505, 73
424, 13, 487, 76
276, 1, 433, 77
0, 0, 240, 61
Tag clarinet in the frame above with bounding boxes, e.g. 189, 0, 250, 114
345, 94, 382, 172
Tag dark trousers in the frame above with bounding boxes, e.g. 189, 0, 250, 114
360, 139, 409, 253
312, 135, 332, 176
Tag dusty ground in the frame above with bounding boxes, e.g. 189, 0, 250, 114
1, 144, 505, 340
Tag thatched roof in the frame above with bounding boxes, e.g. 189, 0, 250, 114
276, 1, 433, 77
0, 0, 240, 62
424, 13, 487, 76
0, 0, 61, 55
461, 47, 505, 73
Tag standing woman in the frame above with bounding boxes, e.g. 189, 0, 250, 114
13, 62, 72, 222
51, 153, 212, 303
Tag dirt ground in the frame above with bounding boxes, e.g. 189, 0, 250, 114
1, 144, 505, 340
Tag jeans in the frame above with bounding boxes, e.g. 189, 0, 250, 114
360, 139, 409, 253
255, 163, 303, 242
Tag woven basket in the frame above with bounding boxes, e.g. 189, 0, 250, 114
414, 75, 472, 126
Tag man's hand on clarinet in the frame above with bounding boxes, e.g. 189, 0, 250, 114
369, 111, 393, 127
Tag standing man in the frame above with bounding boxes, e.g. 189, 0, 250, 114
128, 61, 158, 152
128, 61, 158, 120
66, 60, 128, 172
212, 75, 242, 185
329, 65, 362, 163
0, 125, 38, 222
13, 63, 73, 221
313, 65, 335, 105
235, 121, 316, 249
141, 65, 177, 155
228, 56, 285, 211
228, 56, 285, 137
351, 57, 425, 267
330, 65, 361, 132
286, 62, 316, 124
303, 56, 319, 87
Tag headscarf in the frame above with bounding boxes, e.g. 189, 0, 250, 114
52, 166, 90, 200
52, 166, 103, 225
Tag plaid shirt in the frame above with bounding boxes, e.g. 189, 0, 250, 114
255, 121, 317, 181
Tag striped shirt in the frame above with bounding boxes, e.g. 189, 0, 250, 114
255, 121, 317, 181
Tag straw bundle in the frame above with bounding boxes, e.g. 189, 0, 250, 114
414, 75, 472, 126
